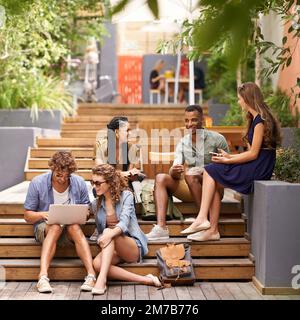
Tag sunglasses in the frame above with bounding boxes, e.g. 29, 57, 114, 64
90, 180, 106, 187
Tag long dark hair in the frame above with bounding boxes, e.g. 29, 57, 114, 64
238, 82, 281, 148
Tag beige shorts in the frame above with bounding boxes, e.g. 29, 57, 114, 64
34, 222, 73, 247
172, 177, 224, 202
173, 178, 194, 202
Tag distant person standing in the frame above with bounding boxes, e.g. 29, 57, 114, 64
149, 59, 165, 91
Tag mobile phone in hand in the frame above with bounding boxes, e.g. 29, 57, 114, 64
209, 152, 219, 156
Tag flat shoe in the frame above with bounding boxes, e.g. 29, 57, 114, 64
180, 221, 211, 235
187, 231, 220, 242
146, 274, 162, 287
92, 286, 107, 295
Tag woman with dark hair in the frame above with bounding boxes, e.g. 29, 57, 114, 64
181, 82, 281, 241
90, 164, 161, 295
94, 116, 143, 177
91, 116, 145, 241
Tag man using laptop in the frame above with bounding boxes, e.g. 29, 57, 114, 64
24, 151, 96, 293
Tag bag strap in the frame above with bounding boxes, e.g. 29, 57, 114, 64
168, 195, 184, 222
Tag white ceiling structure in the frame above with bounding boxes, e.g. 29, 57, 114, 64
110, 0, 200, 23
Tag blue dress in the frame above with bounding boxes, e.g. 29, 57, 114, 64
205, 114, 276, 194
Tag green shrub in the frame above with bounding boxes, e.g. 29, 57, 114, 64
265, 89, 299, 127
274, 148, 300, 183
220, 92, 245, 126
0, 73, 73, 121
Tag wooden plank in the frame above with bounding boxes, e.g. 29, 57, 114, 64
0, 237, 250, 258
148, 286, 164, 300
64, 282, 81, 300
28, 158, 94, 169
187, 283, 207, 300
31, 148, 94, 158
238, 282, 263, 300
161, 286, 178, 300
8, 281, 32, 300
212, 282, 235, 300
224, 283, 248, 300
0, 218, 245, 238
135, 284, 149, 300
107, 285, 122, 300
121, 285, 135, 300
79, 290, 93, 300
199, 283, 220, 300
23, 282, 50, 300
51, 282, 71, 300
174, 286, 192, 300
0, 258, 254, 281
0, 282, 19, 300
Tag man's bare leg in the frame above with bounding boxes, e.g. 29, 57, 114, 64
154, 173, 180, 228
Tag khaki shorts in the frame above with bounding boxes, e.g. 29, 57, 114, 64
172, 177, 224, 202
173, 178, 194, 202
34, 222, 73, 247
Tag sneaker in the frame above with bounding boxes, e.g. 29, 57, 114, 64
37, 275, 53, 293
88, 228, 99, 243
80, 274, 96, 291
146, 224, 169, 241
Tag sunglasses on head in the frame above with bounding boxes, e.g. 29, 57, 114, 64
90, 180, 106, 187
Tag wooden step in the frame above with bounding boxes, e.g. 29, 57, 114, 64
60, 131, 103, 139
30, 148, 94, 158
28, 158, 94, 170
37, 138, 95, 147
1, 199, 242, 220
0, 218, 246, 237
0, 258, 254, 280
0, 237, 250, 258
25, 169, 92, 181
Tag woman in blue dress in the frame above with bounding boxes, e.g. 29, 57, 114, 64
181, 82, 281, 241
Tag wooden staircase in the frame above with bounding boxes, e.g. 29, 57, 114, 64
0, 103, 253, 281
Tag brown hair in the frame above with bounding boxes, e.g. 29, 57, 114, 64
238, 82, 281, 148
48, 151, 77, 173
91, 164, 129, 207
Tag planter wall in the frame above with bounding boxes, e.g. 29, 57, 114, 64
0, 109, 62, 130
244, 180, 300, 294
0, 127, 59, 191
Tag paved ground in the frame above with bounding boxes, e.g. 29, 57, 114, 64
0, 281, 300, 300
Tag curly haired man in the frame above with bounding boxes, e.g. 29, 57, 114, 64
24, 151, 96, 293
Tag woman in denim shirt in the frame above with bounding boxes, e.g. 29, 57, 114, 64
90, 164, 161, 295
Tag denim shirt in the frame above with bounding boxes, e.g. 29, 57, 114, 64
92, 190, 148, 257
24, 172, 90, 228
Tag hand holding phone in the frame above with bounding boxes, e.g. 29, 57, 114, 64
209, 151, 220, 157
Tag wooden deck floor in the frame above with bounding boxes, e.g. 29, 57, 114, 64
0, 281, 300, 300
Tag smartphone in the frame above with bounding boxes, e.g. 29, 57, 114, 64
209, 152, 219, 156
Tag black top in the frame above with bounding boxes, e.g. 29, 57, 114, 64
149, 70, 159, 89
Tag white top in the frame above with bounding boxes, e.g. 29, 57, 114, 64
53, 187, 70, 205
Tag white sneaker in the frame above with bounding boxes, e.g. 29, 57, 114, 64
80, 274, 96, 291
146, 224, 169, 241
37, 275, 53, 293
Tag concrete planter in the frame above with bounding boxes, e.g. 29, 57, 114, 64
0, 109, 62, 130
281, 127, 300, 151
244, 180, 300, 294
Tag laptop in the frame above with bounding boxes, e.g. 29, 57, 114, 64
47, 204, 89, 225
